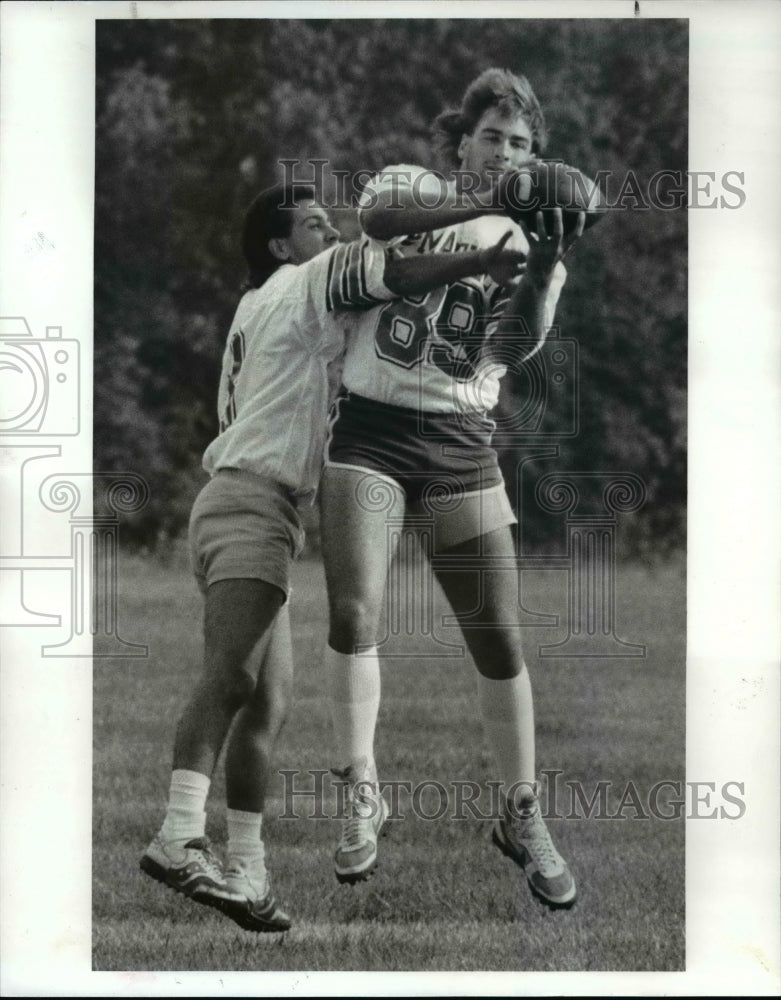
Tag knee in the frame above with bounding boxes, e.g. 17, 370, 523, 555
208, 660, 257, 714
470, 635, 526, 681
252, 676, 292, 729
328, 594, 379, 652
475, 660, 525, 681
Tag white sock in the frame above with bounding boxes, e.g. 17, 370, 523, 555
159, 769, 209, 842
477, 667, 537, 807
325, 645, 381, 778
226, 808, 265, 882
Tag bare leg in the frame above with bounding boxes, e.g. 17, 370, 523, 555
321, 465, 405, 653
433, 525, 526, 679
439, 532, 576, 908
217, 603, 294, 932
225, 603, 293, 812
434, 525, 536, 798
320, 465, 403, 881
143, 578, 284, 913
172, 578, 284, 778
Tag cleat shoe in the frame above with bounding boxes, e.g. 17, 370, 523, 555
140, 835, 245, 910
332, 759, 389, 884
492, 800, 577, 908
220, 864, 292, 934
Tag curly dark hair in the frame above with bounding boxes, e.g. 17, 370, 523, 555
242, 183, 315, 288
432, 68, 548, 166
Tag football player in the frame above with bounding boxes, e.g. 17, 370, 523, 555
322, 68, 585, 908
140, 181, 529, 932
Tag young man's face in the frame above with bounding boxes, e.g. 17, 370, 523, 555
276, 200, 340, 265
457, 107, 535, 191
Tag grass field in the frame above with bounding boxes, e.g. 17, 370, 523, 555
93, 548, 685, 972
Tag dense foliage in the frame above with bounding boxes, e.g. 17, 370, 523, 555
95, 18, 687, 552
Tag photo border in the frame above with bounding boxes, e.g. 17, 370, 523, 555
1, 1, 779, 995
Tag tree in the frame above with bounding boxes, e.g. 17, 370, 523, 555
95, 18, 687, 553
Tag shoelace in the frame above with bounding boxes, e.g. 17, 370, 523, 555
341, 811, 374, 851
225, 866, 270, 901
187, 837, 226, 881
332, 763, 378, 852
224, 838, 268, 892
514, 814, 561, 874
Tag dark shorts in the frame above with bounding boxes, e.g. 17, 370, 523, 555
325, 391, 505, 503
325, 392, 516, 549
188, 469, 305, 599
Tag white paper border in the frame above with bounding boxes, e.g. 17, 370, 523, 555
1, 1, 779, 995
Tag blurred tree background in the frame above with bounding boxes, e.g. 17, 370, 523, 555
95, 17, 687, 554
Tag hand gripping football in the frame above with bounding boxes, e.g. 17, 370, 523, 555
498, 160, 607, 233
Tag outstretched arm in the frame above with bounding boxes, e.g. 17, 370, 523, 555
382, 230, 526, 299
321, 232, 522, 316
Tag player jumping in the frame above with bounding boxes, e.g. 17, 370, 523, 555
322, 68, 586, 908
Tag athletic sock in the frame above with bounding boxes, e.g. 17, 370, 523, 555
159, 768, 210, 843
226, 808, 266, 887
477, 667, 537, 808
325, 644, 381, 779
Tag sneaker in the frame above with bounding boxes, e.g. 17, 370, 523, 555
332, 759, 389, 884
140, 834, 245, 910
492, 800, 577, 908
220, 864, 292, 934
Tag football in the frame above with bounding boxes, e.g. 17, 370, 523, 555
499, 160, 607, 234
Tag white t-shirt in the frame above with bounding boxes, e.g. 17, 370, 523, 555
341, 164, 566, 414
203, 239, 394, 494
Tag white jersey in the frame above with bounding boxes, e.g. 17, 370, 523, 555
342, 163, 566, 414
203, 239, 394, 495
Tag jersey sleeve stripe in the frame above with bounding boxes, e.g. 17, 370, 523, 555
357, 243, 371, 301
327, 241, 388, 311
325, 244, 340, 314
358, 243, 389, 305
349, 241, 384, 306
329, 244, 352, 312
343, 242, 360, 305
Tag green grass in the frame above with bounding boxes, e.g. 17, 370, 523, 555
93, 549, 685, 971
